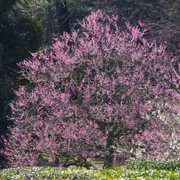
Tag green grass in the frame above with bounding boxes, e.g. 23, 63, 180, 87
1, 161, 180, 180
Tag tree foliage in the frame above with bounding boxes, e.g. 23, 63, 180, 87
66, 0, 180, 53
0, 15, 44, 132
0, 1, 44, 163
2, 10, 180, 168
0, 0, 17, 20
13, 0, 54, 22
0, 17, 44, 66
13, 0, 72, 44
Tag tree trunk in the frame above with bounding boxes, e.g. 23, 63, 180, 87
45, 6, 51, 44
55, 0, 71, 35
103, 131, 115, 168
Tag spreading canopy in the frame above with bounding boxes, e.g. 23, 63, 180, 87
2, 10, 180, 168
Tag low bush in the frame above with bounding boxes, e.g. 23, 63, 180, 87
1, 162, 180, 180
121, 169, 180, 179
96, 168, 124, 180
0, 166, 97, 180
126, 160, 180, 171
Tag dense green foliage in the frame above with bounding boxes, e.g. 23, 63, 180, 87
0, 1, 44, 167
0, 0, 17, 20
0, 16, 44, 132
0, 17, 44, 66
1, 161, 180, 179
126, 160, 180, 171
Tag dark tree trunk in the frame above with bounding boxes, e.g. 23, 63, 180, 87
55, 0, 71, 35
45, 6, 51, 44
103, 131, 115, 168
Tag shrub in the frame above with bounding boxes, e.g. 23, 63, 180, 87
127, 160, 180, 171
0, 166, 97, 180
1, 165, 180, 180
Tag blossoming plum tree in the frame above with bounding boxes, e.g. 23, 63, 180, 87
2, 10, 180, 168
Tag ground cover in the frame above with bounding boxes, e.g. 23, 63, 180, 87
1, 161, 180, 180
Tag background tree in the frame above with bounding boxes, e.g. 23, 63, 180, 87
2, 10, 179, 168
0, 11, 44, 126
0, 0, 17, 20
0, 0, 18, 168
0, 0, 45, 168
5, 0, 180, 51
62, 0, 180, 54
13, 0, 72, 44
